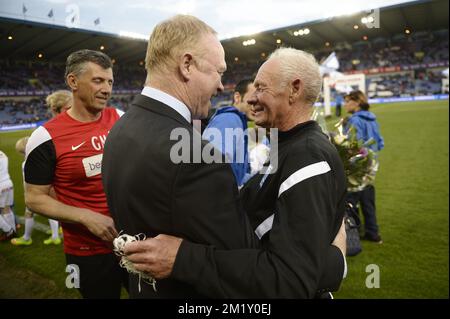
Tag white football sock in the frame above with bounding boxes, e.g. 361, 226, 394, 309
3, 212, 16, 232
0, 215, 12, 233
23, 217, 34, 240
49, 219, 60, 240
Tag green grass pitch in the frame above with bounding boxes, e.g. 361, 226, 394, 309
0, 100, 448, 298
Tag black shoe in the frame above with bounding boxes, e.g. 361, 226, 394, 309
362, 233, 383, 244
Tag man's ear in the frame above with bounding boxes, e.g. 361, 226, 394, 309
66, 74, 78, 91
179, 53, 194, 81
289, 78, 303, 104
233, 92, 241, 105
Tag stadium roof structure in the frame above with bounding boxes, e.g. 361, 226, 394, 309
0, 17, 148, 65
222, 0, 449, 62
0, 0, 448, 66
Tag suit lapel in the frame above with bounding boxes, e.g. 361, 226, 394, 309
132, 94, 191, 128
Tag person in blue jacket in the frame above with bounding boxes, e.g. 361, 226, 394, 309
202, 78, 255, 187
344, 90, 384, 243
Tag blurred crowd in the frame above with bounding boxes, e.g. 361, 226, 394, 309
0, 29, 448, 125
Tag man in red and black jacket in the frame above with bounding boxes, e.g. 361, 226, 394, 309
24, 49, 126, 299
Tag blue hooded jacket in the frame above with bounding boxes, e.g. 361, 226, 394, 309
202, 106, 250, 187
345, 110, 384, 152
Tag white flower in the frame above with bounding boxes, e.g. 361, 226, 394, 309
333, 134, 346, 145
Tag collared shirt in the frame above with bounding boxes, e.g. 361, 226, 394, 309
141, 86, 191, 123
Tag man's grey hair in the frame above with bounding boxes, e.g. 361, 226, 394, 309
65, 49, 113, 84
268, 47, 322, 106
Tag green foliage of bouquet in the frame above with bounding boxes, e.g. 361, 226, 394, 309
330, 118, 379, 192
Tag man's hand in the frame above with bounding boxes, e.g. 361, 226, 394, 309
124, 234, 183, 279
80, 209, 118, 242
332, 217, 347, 257
25, 182, 117, 241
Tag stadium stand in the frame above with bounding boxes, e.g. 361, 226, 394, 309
1, 29, 447, 125
2, 30, 446, 86
0, 0, 448, 126
0, 61, 145, 96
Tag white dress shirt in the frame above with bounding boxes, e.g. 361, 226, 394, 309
141, 86, 191, 123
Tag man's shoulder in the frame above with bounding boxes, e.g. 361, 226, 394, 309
127, 94, 191, 126
215, 106, 245, 119
348, 114, 358, 122
42, 112, 65, 128
208, 107, 246, 130
349, 113, 368, 124
42, 112, 77, 137
288, 126, 326, 149
130, 94, 174, 112
100, 107, 122, 123
27, 125, 53, 150
215, 110, 243, 121
215, 105, 238, 113
108, 104, 193, 155
119, 104, 189, 133
104, 106, 123, 116
24, 125, 55, 163
283, 129, 334, 165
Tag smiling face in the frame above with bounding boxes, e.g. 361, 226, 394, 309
247, 59, 292, 129
188, 34, 226, 119
72, 62, 113, 113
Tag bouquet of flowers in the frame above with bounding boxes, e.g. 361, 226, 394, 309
329, 118, 379, 192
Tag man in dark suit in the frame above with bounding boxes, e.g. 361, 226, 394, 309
102, 15, 346, 298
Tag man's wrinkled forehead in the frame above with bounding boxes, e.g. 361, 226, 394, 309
255, 58, 280, 87
254, 63, 270, 87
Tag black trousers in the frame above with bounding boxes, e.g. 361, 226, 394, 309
346, 185, 379, 237
335, 103, 342, 117
65, 252, 128, 299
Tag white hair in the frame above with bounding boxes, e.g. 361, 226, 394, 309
268, 47, 322, 106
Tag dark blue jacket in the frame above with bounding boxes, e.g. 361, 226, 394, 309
203, 106, 250, 186
345, 110, 384, 152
